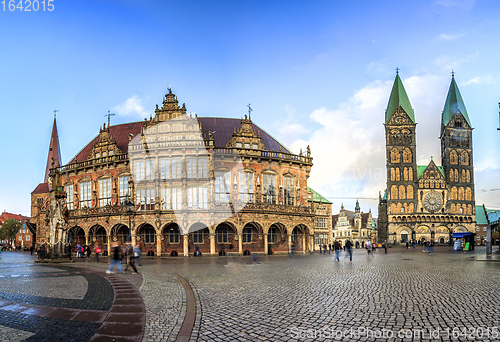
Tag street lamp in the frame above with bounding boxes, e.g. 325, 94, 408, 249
126, 199, 133, 242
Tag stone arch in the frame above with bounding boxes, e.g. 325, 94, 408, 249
214, 222, 237, 252
68, 226, 86, 248
111, 223, 130, 245
465, 187, 472, 201
136, 222, 156, 245
396, 167, 400, 181
458, 187, 464, 200
407, 185, 414, 199
455, 226, 467, 233
397, 227, 411, 243
390, 168, 395, 181
391, 186, 398, 200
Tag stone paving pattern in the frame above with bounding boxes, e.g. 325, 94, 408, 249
1, 246, 500, 341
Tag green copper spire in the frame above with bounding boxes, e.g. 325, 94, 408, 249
385, 73, 415, 124
442, 76, 472, 127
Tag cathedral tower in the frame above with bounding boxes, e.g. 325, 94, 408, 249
440, 75, 475, 217
385, 73, 418, 219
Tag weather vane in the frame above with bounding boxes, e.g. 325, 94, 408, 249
395, 67, 399, 74
451, 70, 455, 77
54, 109, 58, 118
105, 110, 115, 128
247, 103, 253, 119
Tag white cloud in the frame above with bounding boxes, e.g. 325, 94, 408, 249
290, 75, 458, 215
475, 168, 500, 209
112, 95, 149, 119
438, 33, 463, 41
433, 53, 478, 71
460, 74, 494, 86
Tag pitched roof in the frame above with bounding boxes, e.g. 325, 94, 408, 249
475, 205, 489, 225
70, 117, 291, 164
442, 76, 472, 128
306, 187, 332, 204
70, 122, 144, 163
417, 163, 445, 179
197, 117, 290, 153
31, 182, 50, 194
0, 212, 30, 224
44, 118, 62, 183
385, 73, 415, 124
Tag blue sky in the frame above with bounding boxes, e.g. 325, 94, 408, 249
1, 0, 500, 216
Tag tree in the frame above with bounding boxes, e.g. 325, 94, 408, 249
0, 218, 21, 241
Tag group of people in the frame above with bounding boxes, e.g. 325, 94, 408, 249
107, 242, 143, 274
405, 239, 436, 254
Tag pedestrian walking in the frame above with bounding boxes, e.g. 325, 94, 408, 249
334, 240, 341, 261
86, 245, 91, 261
124, 242, 138, 274
428, 240, 435, 255
345, 239, 353, 261
107, 244, 122, 274
406, 241, 409, 249
30, 245, 34, 255
328, 243, 331, 254
134, 245, 142, 265
323, 244, 327, 254
383, 240, 388, 254
95, 244, 101, 262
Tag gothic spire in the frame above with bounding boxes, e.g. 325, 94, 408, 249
355, 199, 360, 212
385, 73, 415, 124
442, 76, 472, 128
44, 117, 62, 183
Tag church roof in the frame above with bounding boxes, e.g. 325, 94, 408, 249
442, 76, 472, 128
44, 118, 62, 183
385, 73, 415, 124
417, 164, 445, 179
70, 117, 291, 164
307, 187, 332, 204
31, 182, 50, 194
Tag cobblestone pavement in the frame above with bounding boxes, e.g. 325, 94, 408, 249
1, 246, 499, 341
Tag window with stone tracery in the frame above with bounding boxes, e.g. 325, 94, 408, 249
390, 168, 395, 181
465, 187, 472, 201
458, 187, 464, 201
399, 185, 406, 199
391, 186, 398, 200
80, 181, 91, 208
451, 187, 457, 200
391, 148, 400, 163
407, 185, 413, 199
460, 151, 469, 165
98, 178, 111, 207
396, 167, 400, 181
403, 148, 412, 163
450, 150, 458, 165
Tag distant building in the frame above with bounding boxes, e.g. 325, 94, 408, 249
0, 212, 31, 249
379, 73, 476, 245
332, 201, 376, 248
306, 187, 332, 250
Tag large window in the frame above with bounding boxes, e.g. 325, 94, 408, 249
65, 184, 73, 210
160, 158, 182, 179
215, 171, 230, 203
217, 226, 228, 243
119, 176, 131, 205
171, 158, 181, 179
136, 188, 155, 211
169, 226, 180, 244
267, 227, 277, 243
80, 181, 91, 208
98, 178, 111, 207
283, 176, 294, 205
239, 172, 254, 203
315, 217, 328, 229
160, 187, 182, 210
193, 230, 204, 244
135, 160, 155, 181
242, 227, 252, 243
187, 157, 208, 179
263, 174, 277, 204
143, 227, 155, 244
188, 187, 208, 209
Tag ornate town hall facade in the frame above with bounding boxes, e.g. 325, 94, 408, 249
379, 73, 476, 244
31, 90, 329, 257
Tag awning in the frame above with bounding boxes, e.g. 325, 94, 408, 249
452, 232, 472, 238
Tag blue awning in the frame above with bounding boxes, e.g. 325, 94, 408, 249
452, 232, 472, 238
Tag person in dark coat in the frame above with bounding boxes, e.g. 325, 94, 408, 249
333, 240, 341, 261
345, 239, 353, 261
107, 244, 122, 273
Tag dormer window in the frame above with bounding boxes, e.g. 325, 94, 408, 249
252, 144, 258, 149
109, 150, 114, 156
102, 151, 107, 157
244, 143, 250, 149
95, 152, 100, 158
236, 142, 242, 148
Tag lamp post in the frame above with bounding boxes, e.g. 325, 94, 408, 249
126, 199, 133, 242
